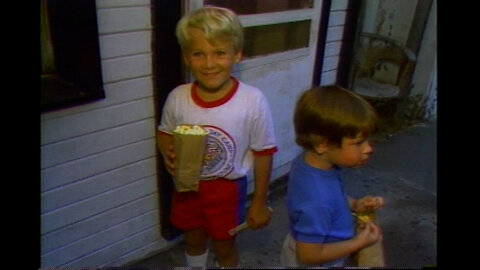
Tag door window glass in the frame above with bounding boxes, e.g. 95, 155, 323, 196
204, 0, 313, 14
204, 0, 313, 58
243, 20, 311, 57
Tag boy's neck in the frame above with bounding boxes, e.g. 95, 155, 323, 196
196, 77, 235, 102
192, 77, 239, 108
304, 150, 334, 171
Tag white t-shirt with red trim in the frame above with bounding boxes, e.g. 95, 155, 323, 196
158, 77, 277, 180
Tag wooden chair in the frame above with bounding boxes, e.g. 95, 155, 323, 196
350, 32, 416, 100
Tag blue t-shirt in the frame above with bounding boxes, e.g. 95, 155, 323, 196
287, 153, 355, 244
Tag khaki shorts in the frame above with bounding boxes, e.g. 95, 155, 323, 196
280, 233, 347, 267
280, 232, 298, 266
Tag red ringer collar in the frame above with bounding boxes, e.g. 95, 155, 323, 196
191, 77, 239, 108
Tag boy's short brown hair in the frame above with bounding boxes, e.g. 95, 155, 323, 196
293, 85, 378, 150
176, 6, 244, 53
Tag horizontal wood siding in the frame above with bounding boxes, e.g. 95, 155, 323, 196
320, 0, 348, 85
40, 1, 170, 267
41, 193, 159, 254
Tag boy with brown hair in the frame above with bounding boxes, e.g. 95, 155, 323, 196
280, 85, 384, 267
157, 6, 277, 267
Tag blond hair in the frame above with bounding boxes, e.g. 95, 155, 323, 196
175, 6, 244, 53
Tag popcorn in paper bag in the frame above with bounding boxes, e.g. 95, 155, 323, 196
172, 125, 209, 192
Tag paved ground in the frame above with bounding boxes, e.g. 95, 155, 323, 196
130, 119, 437, 268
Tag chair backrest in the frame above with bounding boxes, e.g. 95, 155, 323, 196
353, 33, 416, 96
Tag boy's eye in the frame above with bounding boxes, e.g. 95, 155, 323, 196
352, 138, 367, 145
192, 52, 203, 57
215, 51, 226, 56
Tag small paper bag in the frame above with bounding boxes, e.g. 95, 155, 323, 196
353, 212, 386, 267
172, 125, 209, 192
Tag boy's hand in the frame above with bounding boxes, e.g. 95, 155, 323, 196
163, 145, 176, 176
246, 204, 271, 229
157, 133, 176, 176
353, 196, 385, 213
355, 222, 381, 247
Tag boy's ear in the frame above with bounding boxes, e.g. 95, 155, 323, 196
313, 142, 328, 155
235, 51, 243, 63
183, 54, 191, 67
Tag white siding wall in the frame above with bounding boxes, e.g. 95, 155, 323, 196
410, 0, 437, 119
40, 0, 174, 267
320, 0, 348, 86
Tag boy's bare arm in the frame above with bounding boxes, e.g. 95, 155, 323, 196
296, 222, 381, 265
348, 196, 357, 210
297, 239, 362, 265
352, 196, 385, 213
156, 131, 175, 175
247, 154, 273, 229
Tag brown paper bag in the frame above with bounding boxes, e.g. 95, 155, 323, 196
353, 212, 386, 267
356, 234, 385, 267
172, 126, 209, 192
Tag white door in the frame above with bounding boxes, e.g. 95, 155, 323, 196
183, 0, 325, 182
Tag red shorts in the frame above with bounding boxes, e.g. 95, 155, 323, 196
170, 177, 247, 240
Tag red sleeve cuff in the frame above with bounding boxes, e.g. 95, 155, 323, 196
252, 147, 278, 156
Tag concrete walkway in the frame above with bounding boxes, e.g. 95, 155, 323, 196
131, 119, 437, 268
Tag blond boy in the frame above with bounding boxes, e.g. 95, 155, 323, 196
157, 6, 277, 267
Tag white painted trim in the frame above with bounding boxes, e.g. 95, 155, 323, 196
235, 48, 310, 72
330, 0, 348, 11
185, 0, 204, 12
96, 0, 150, 9
240, 9, 314, 27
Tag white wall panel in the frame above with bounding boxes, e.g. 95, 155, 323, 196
40, 2, 163, 267
41, 99, 154, 145
40, 77, 153, 121
99, 31, 151, 59
101, 237, 178, 267
41, 139, 155, 192
321, 70, 337, 86
42, 176, 157, 234
41, 119, 155, 169
326, 26, 344, 42
331, 0, 348, 11
42, 210, 159, 266
324, 41, 342, 57
329, 11, 346, 26
42, 158, 156, 213
322, 56, 340, 72
65, 226, 163, 268
97, 7, 151, 34
41, 193, 159, 255
101, 54, 152, 83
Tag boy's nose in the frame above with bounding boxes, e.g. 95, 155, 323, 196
205, 54, 215, 67
364, 142, 374, 155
